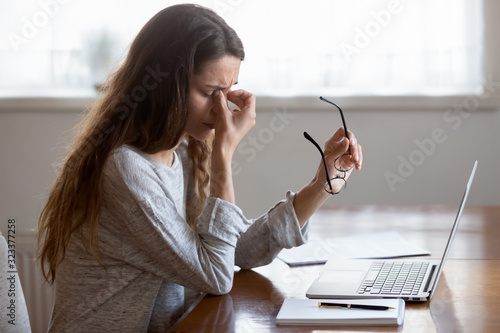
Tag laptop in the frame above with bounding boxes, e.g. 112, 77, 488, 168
306, 161, 477, 302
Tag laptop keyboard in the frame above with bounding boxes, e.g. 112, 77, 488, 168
357, 261, 429, 296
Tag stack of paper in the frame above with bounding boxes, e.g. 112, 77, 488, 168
276, 298, 405, 326
278, 231, 430, 266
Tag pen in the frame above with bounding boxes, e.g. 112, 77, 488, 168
318, 302, 395, 311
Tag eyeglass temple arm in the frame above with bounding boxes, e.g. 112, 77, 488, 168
319, 96, 350, 140
303, 131, 333, 191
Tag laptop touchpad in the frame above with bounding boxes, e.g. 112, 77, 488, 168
318, 270, 365, 291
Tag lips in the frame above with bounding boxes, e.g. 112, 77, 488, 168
204, 123, 215, 130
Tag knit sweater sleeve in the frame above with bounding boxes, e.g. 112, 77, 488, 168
106, 146, 252, 295
234, 191, 310, 269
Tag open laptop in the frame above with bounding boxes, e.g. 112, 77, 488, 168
306, 161, 477, 302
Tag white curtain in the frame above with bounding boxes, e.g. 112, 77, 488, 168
228, 0, 484, 96
0, 0, 483, 96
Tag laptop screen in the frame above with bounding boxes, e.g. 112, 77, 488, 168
427, 161, 477, 298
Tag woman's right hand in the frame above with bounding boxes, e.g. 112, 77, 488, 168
211, 89, 256, 158
293, 127, 363, 226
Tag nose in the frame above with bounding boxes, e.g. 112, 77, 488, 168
211, 89, 230, 108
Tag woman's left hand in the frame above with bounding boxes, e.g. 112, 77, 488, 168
211, 89, 256, 158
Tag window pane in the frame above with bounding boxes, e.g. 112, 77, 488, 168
0, 0, 483, 96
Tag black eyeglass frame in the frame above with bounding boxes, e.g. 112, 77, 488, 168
303, 96, 353, 195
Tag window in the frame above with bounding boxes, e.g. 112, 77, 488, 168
0, 0, 484, 97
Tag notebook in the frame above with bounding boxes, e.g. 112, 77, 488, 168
276, 298, 405, 326
306, 161, 477, 302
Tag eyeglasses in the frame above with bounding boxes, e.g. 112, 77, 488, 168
303, 96, 353, 195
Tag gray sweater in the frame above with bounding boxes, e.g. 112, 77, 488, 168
48, 143, 309, 332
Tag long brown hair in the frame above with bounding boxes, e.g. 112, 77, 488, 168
38, 4, 245, 284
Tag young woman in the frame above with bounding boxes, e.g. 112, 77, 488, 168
38, 4, 362, 332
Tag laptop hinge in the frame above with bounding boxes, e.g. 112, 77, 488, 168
424, 264, 438, 292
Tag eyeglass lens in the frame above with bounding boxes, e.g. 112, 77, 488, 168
303, 97, 354, 194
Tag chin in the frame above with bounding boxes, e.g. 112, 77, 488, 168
189, 130, 213, 142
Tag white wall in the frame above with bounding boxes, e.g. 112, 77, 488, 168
232, 103, 500, 218
0, 109, 81, 236
1, 98, 499, 235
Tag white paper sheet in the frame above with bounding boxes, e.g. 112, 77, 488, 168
276, 298, 405, 326
278, 231, 430, 266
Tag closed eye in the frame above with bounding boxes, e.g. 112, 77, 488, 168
205, 82, 238, 92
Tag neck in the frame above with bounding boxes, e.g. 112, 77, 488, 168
150, 148, 176, 167
149, 136, 185, 167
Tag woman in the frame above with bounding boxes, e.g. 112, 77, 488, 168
38, 4, 362, 332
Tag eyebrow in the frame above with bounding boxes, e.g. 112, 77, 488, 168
205, 82, 238, 90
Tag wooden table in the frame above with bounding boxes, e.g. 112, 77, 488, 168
170, 206, 500, 332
